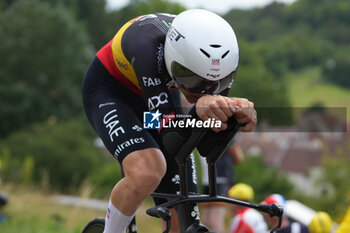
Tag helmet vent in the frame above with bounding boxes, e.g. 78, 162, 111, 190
210, 44, 221, 48
200, 49, 211, 58
221, 50, 230, 59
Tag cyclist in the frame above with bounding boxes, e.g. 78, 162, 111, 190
262, 194, 310, 233
228, 183, 268, 233
82, 9, 257, 233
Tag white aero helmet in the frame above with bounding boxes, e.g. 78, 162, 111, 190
164, 9, 239, 94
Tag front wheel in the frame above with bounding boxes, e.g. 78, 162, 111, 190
82, 217, 105, 233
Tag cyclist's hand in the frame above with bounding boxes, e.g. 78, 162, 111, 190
195, 95, 234, 132
226, 97, 257, 132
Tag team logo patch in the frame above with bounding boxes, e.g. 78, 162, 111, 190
171, 174, 180, 184
132, 125, 143, 132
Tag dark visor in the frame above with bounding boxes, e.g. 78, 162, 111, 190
171, 62, 236, 94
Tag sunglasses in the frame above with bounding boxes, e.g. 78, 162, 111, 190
171, 62, 236, 94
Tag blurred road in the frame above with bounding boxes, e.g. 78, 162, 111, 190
53, 195, 108, 211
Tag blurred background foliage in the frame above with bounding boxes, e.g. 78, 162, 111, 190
0, 0, 349, 219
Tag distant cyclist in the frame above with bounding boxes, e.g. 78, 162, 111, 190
262, 194, 310, 233
82, 9, 257, 233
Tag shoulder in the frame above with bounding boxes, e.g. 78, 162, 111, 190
121, 13, 176, 63
137, 13, 176, 25
125, 13, 176, 41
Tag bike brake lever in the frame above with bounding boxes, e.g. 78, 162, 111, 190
269, 203, 284, 233
146, 207, 172, 233
270, 216, 282, 233
163, 219, 171, 233
146, 207, 171, 220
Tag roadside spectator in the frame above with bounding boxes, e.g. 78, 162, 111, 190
0, 192, 9, 222
334, 207, 350, 233
309, 211, 334, 233
228, 183, 268, 233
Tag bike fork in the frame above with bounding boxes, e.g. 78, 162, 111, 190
175, 203, 209, 233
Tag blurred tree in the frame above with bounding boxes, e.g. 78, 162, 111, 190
40, 0, 111, 49
88, 162, 122, 197
224, 2, 288, 42
77, 0, 112, 49
1, 0, 15, 8
286, 0, 350, 44
281, 32, 323, 70
0, 117, 108, 191
36, 0, 186, 50
225, 0, 350, 71
229, 40, 294, 126
314, 150, 350, 218
322, 50, 350, 88
224, 9, 256, 41
122, 0, 185, 16
0, 0, 92, 137
256, 41, 288, 78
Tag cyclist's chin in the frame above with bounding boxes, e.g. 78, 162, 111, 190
181, 89, 205, 103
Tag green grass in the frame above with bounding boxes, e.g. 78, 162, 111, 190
287, 67, 350, 111
0, 183, 235, 233
0, 184, 161, 233
286, 67, 350, 124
